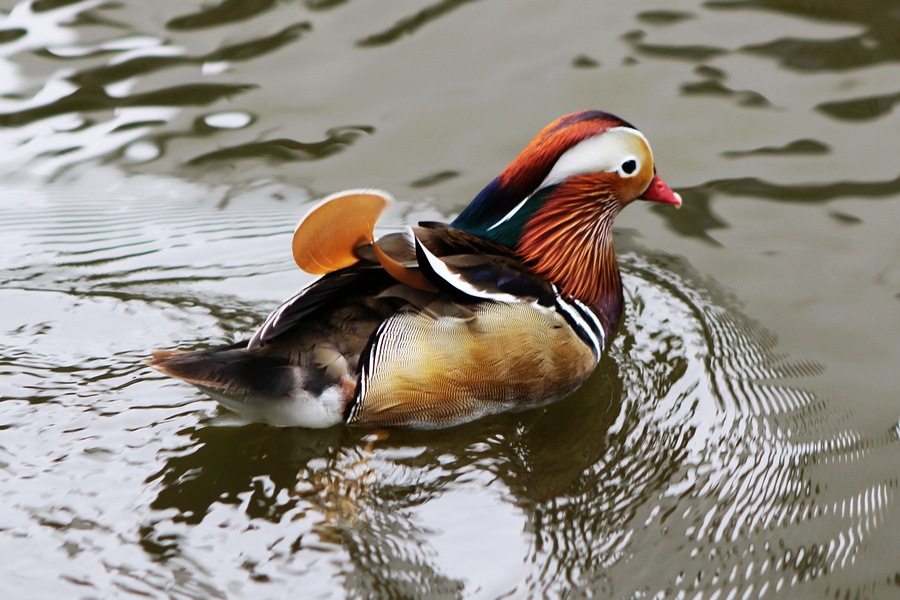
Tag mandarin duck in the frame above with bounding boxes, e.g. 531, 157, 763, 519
150, 110, 681, 428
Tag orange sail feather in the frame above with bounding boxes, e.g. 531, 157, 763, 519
292, 189, 392, 274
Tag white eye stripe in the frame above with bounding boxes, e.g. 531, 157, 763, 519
537, 127, 651, 191
485, 126, 653, 231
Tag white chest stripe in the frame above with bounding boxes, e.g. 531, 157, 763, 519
572, 298, 605, 343
554, 296, 605, 358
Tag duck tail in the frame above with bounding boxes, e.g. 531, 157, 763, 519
149, 344, 297, 399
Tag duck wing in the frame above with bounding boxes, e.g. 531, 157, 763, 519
411, 223, 557, 306
247, 265, 388, 350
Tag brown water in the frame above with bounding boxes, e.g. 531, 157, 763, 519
1, 0, 899, 598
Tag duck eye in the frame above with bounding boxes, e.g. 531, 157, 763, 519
620, 159, 637, 175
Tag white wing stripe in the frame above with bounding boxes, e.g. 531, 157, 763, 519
414, 236, 525, 304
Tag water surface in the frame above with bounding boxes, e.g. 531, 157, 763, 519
1, 0, 899, 598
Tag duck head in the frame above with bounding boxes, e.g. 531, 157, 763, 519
451, 110, 680, 318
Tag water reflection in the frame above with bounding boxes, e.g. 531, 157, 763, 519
167, 0, 280, 31
734, 0, 900, 71
655, 174, 900, 243
185, 124, 374, 166
0, 0, 317, 176
355, 0, 481, 48
0, 82, 255, 128
817, 91, 900, 121
65, 23, 311, 87
0, 0, 895, 187
137, 246, 889, 597
721, 138, 830, 158
1, 0, 898, 596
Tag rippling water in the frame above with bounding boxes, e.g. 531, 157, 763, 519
1, 0, 899, 598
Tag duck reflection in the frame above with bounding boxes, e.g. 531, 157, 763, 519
144, 328, 688, 597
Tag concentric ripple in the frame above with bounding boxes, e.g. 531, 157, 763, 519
136, 243, 900, 598
1, 171, 895, 597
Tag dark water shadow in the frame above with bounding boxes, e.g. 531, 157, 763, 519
167, 0, 279, 31
718, 0, 900, 72
146, 424, 349, 526
184, 125, 375, 166
652, 174, 900, 243
0, 84, 256, 128
356, 0, 481, 48
64, 23, 312, 88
